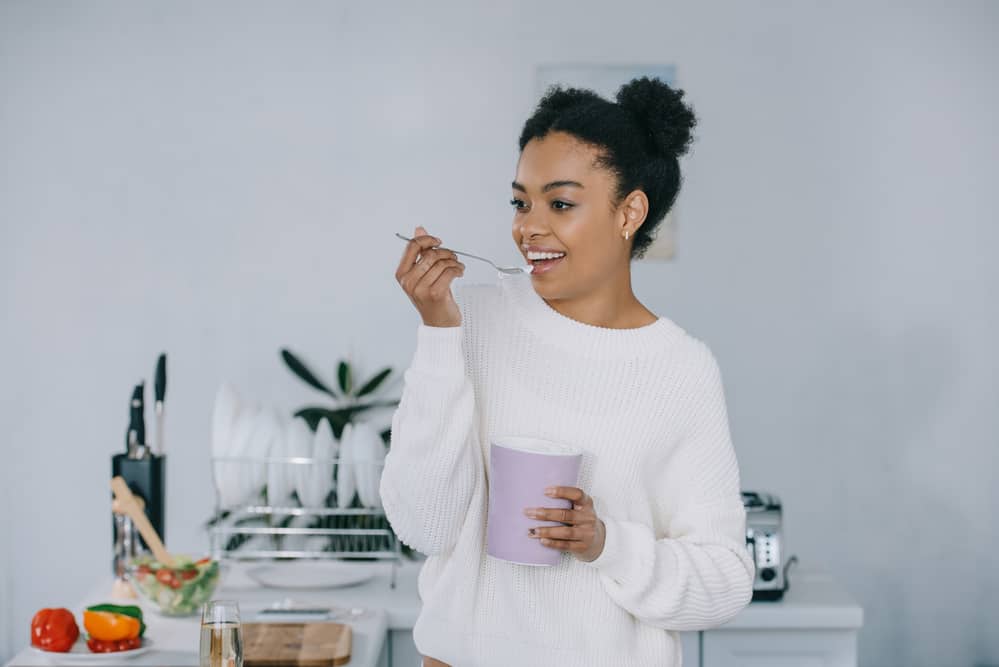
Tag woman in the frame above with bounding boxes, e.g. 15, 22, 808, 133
380, 77, 754, 667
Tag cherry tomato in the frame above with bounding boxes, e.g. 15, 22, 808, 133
87, 636, 142, 653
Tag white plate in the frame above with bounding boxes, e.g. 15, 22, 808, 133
266, 415, 293, 507
225, 405, 260, 508
302, 419, 336, 508
244, 409, 278, 504
335, 422, 356, 508
353, 421, 386, 509
30, 638, 153, 662
211, 383, 240, 458
286, 417, 315, 507
212, 384, 242, 508
245, 561, 374, 590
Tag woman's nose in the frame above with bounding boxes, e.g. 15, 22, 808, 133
516, 212, 550, 241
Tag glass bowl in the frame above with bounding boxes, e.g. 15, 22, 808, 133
124, 554, 222, 616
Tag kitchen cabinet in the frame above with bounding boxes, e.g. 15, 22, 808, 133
697, 570, 864, 667
702, 630, 857, 667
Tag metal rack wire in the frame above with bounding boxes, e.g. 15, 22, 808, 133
208, 454, 402, 588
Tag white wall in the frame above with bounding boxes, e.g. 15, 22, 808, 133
2, 1, 997, 665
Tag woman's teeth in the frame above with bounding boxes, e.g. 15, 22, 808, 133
527, 251, 566, 261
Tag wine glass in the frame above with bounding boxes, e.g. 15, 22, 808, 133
200, 600, 243, 667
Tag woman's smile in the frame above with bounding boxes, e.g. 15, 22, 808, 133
529, 254, 566, 275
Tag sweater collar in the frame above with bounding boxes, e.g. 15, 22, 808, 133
499, 272, 682, 359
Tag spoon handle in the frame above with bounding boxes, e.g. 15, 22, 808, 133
394, 232, 499, 270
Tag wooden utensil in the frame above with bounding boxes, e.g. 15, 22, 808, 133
243, 622, 352, 667
110, 475, 175, 567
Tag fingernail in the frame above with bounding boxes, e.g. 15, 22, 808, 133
524, 509, 536, 518
528, 528, 536, 536
545, 487, 556, 496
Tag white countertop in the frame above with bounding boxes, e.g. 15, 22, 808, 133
339, 558, 864, 632
4, 561, 398, 667
721, 571, 864, 630
5, 557, 862, 666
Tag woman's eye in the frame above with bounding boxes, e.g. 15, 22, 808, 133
509, 198, 526, 210
552, 200, 573, 210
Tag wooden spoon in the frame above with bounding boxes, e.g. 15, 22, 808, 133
110, 476, 175, 567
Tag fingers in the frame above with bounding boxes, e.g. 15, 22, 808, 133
526, 485, 599, 552
545, 486, 591, 506
413, 256, 465, 296
538, 538, 588, 553
525, 506, 586, 524
529, 524, 592, 552
530, 525, 585, 541
395, 225, 443, 281
398, 247, 462, 294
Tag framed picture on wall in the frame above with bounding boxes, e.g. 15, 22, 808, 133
535, 64, 679, 261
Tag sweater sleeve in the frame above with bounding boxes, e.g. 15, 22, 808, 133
582, 346, 755, 631
378, 321, 485, 557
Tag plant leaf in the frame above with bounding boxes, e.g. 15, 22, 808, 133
281, 349, 337, 398
294, 406, 359, 436
337, 360, 352, 395
356, 367, 392, 397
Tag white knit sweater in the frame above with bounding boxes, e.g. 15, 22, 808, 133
379, 272, 754, 666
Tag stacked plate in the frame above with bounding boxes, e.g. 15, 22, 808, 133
211, 384, 387, 511
348, 421, 387, 509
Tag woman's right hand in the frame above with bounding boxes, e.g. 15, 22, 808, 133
396, 225, 466, 327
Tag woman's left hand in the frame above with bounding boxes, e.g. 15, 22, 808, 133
524, 486, 606, 562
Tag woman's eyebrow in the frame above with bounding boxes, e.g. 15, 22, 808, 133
511, 180, 585, 193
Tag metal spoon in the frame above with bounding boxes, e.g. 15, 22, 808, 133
395, 232, 533, 275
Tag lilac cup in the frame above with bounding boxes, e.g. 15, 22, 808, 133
486, 436, 583, 566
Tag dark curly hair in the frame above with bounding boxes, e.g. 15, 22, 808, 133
518, 76, 697, 259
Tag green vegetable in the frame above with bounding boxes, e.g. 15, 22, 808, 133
85, 604, 146, 637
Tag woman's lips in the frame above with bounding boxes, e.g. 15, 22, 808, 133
530, 255, 565, 275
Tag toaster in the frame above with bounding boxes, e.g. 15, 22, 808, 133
742, 491, 795, 601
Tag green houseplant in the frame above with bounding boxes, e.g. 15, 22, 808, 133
280, 349, 397, 443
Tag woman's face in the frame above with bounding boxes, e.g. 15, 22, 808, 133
511, 131, 640, 301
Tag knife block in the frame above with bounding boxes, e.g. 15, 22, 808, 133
111, 453, 166, 572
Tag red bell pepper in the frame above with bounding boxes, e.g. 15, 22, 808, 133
30, 608, 80, 652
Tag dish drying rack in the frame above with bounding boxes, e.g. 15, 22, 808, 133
208, 453, 403, 588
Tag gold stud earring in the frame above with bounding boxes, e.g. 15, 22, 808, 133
623, 230, 630, 240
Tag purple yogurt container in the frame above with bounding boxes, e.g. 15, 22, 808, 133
486, 436, 583, 566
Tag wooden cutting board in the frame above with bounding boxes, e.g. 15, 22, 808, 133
243, 622, 352, 667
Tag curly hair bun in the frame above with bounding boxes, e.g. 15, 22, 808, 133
615, 76, 697, 158
536, 85, 604, 114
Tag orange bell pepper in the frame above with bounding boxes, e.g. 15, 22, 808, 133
82, 610, 141, 642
